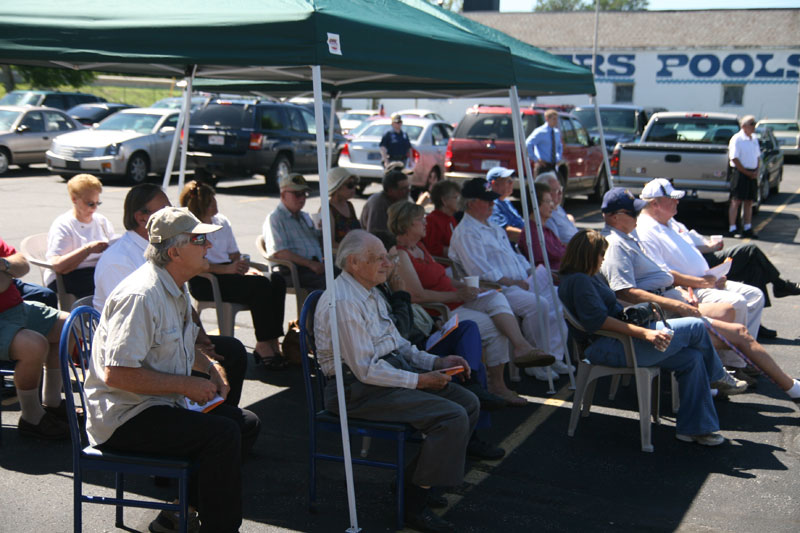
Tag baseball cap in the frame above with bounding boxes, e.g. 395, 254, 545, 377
601, 188, 647, 214
391, 113, 403, 123
146, 207, 222, 244
640, 178, 685, 200
279, 173, 311, 192
461, 178, 501, 202
486, 167, 516, 183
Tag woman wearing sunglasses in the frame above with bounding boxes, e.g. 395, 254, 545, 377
45, 173, 114, 299
323, 167, 362, 250
180, 180, 289, 370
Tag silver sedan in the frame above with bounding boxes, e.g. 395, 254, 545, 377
0, 105, 81, 174
46, 107, 180, 184
337, 117, 454, 191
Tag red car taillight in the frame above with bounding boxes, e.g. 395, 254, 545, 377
249, 132, 263, 150
445, 138, 453, 169
610, 148, 620, 176
412, 148, 420, 164
341, 143, 350, 157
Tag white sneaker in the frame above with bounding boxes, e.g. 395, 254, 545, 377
676, 433, 726, 447
711, 371, 748, 396
551, 360, 575, 375
524, 366, 559, 382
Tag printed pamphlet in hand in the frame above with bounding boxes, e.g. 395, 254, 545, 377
185, 394, 225, 413
425, 313, 459, 351
704, 257, 732, 280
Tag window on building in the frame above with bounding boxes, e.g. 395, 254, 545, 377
614, 84, 634, 103
722, 85, 744, 107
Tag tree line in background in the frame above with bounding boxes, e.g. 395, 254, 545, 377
1, 65, 96, 93
534, 0, 648, 11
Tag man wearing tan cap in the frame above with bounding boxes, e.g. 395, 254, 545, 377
85, 207, 261, 533
263, 173, 327, 290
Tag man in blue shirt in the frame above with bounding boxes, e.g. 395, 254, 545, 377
526, 109, 563, 175
487, 166, 523, 244
379, 113, 413, 167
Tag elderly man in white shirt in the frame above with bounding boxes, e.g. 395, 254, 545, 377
448, 178, 567, 382
314, 229, 477, 533
535, 171, 578, 245
728, 115, 760, 238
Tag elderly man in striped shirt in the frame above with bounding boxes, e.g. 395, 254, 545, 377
314, 229, 478, 533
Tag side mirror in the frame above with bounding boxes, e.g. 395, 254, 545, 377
15, 124, 29, 134
590, 135, 600, 146
159, 126, 176, 135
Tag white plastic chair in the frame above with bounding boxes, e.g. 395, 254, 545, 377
256, 235, 308, 320
563, 307, 662, 453
20, 233, 77, 311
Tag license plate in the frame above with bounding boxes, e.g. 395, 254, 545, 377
208, 135, 225, 146
480, 159, 500, 170
367, 152, 381, 160
66, 160, 81, 170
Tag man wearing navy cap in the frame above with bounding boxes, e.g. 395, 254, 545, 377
487, 167, 524, 244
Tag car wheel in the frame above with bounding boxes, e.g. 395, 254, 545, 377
266, 154, 291, 194
558, 172, 568, 206
589, 169, 608, 203
760, 172, 770, 202
126, 153, 150, 184
0, 148, 10, 175
426, 166, 442, 190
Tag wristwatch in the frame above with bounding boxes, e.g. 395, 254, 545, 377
0, 257, 9, 273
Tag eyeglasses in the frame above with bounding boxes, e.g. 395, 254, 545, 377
189, 234, 208, 246
615, 209, 639, 219
85, 200, 102, 208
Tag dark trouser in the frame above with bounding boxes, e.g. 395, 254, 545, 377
276, 264, 332, 291
101, 404, 260, 533
704, 243, 781, 307
324, 367, 479, 487
48, 267, 95, 299
14, 279, 57, 308
534, 162, 557, 176
209, 335, 248, 407
730, 168, 758, 201
189, 273, 286, 341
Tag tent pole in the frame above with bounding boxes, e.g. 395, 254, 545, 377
162, 73, 189, 189
312, 65, 361, 533
176, 64, 197, 198
591, 1, 612, 188
508, 86, 555, 393
327, 92, 339, 171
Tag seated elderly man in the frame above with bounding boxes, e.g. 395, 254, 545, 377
535, 171, 578, 245
0, 236, 68, 439
599, 188, 800, 402
93, 184, 248, 407
360, 169, 411, 233
264, 173, 326, 290
314, 229, 478, 533
487, 167, 524, 244
86, 207, 260, 533
449, 178, 568, 382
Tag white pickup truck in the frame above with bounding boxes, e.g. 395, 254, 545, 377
609, 112, 774, 208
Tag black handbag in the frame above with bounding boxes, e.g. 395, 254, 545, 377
618, 302, 670, 328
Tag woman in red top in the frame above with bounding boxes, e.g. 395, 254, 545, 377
388, 201, 556, 406
518, 181, 567, 273
421, 180, 460, 257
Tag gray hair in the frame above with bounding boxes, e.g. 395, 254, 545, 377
144, 233, 192, 267
535, 171, 559, 186
740, 114, 756, 127
335, 229, 377, 271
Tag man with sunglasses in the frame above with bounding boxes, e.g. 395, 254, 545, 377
264, 173, 327, 290
86, 207, 260, 533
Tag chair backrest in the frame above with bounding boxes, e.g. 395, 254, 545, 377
561, 304, 638, 368
59, 306, 101, 458
20, 232, 76, 310
298, 290, 326, 415
70, 295, 94, 311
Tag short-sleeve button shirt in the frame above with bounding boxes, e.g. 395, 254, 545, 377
728, 129, 760, 169
379, 129, 412, 160
600, 225, 674, 292
264, 202, 323, 260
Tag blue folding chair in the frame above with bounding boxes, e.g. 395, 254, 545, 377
299, 290, 419, 530
60, 305, 191, 533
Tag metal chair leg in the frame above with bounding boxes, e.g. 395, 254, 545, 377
396, 436, 406, 530
179, 472, 189, 533
115, 472, 124, 527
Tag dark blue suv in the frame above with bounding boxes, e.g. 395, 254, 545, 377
187, 101, 344, 192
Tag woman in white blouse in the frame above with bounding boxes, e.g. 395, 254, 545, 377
180, 181, 289, 369
46, 174, 114, 299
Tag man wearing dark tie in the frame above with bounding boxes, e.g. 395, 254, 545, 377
526, 109, 563, 176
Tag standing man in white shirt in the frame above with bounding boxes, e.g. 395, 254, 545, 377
728, 115, 760, 238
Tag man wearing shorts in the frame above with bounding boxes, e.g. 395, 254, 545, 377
728, 115, 760, 239
0, 236, 69, 439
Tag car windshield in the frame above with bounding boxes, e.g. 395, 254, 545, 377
761, 122, 799, 132
574, 109, 637, 134
0, 92, 41, 106
97, 113, 160, 134
152, 96, 208, 112
646, 117, 740, 144
0, 110, 22, 131
359, 123, 423, 141
192, 104, 255, 129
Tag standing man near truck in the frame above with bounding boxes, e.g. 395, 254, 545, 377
526, 109, 563, 176
727, 115, 760, 239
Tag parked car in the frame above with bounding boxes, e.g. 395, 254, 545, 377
187, 101, 345, 192
337, 109, 378, 135
66, 102, 135, 126
445, 105, 606, 202
46, 107, 180, 184
337, 117, 453, 194
572, 104, 651, 153
395, 109, 447, 121
756, 119, 800, 158
755, 125, 784, 201
0, 105, 81, 174
0, 90, 105, 110
151, 94, 220, 112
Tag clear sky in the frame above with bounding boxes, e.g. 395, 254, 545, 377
499, 0, 800, 11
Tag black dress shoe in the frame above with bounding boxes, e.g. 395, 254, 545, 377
758, 325, 778, 339
773, 279, 800, 298
467, 436, 506, 460
742, 228, 758, 239
405, 506, 456, 533
726, 229, 741, 238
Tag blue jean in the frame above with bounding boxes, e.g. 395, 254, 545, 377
428, 319, 490, 429
14, 279, 57, 308
586, 317, 722, 436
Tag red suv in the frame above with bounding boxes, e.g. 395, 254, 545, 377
445, 105, 608, 202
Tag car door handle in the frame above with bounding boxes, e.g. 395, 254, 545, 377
665, 154, 681, 163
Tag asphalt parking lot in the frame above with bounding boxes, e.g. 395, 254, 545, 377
2, 164, 800, 532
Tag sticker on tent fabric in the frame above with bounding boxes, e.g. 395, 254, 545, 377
327, 33, 342, 55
